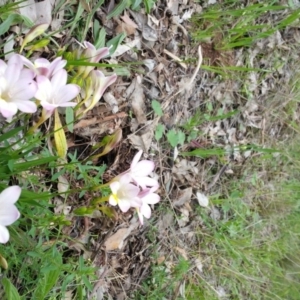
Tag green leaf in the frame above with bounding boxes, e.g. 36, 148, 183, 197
2, 278, 21, 300
151, 100, 163, 116
32, 249, 62, 299
143, 0, 155, 14
177, 130, 186, 146
167, 129, 178, 147
0, 127, 22, 143
107, 33, 126, 56
0, 14, 16, 35
155, 124, 165, 141
131, 0, 142, 10
65, 107, 74, 133
95, 27, 106, 49
107, 0, 129, 19
181, 148, 225, 158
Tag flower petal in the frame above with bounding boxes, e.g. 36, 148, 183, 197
142, 193, 160, 205
140, 203, 151, 219
109, 195, 118, 206
35, 76, 52, 102
0, 206, 20, 226
55, 84, 80, 104
131, 150, 143, 169
0, 225, 9, 244
15, 100, 37, 113
132, 161, 155, 177
118, 199, 131, 212
133, 176, 158, 188
110, 181, 120, 195
0, 186, 21, 205
51, 69, 67, 90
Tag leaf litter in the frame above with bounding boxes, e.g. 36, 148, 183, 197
4, 0, 300, 298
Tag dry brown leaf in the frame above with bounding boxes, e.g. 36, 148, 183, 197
128, 129, 153, 153
116, 21, 136, 36
57, 175, 69, 194
104, 226, 135, 251
121, 12, 139, 28
173, 187, 192, 206
128, 76, 147, 124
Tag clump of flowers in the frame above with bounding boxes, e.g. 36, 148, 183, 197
109, 151, 160, 224
0, 186, 21, 244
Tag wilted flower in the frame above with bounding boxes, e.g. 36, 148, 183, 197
136, 186, 160, 225
21, 56, 67, 78
35, 69, 80, 114
0, 186, 21, 244
78, 42, 110, 78
0, 54, 37, 121
109, 175, 141, 213
82, 70, 117, 113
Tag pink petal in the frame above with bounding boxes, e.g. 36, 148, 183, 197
0, 60, 7, 74
131, 150, 143, 169
0, 186, 21, 205
50, 57, 67, 76
93, 47, 110, 63
13, 80, 37, 100
83, 41, 96, 50
34, 58, 50, 68
19, 69, 35, 80
51, 69, 67, 90
142, 193, 160, 205
15, 100, 37, 113
134, 176, 158, 188
5, 63, 21, 86
137, 208, 144, 225
40, 101, 56, 112
0, 206, 20, 226
0, 101, 18, 118
118, 200, 131, 212
110, 181, 120, 195
133, 160, 155, 176
0, 225, 9, 244
140, 203, 151, 219
55, 84, 80, 104
123, 183, 140, 198
35, 76, 52, 102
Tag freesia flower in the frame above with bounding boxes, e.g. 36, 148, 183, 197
126, 150, 159, 189
136, 186, 160, 225
109, 175, 141, 213
0, 186, 21, 244
21, 56, 67, 78
79, 42, 110, 78
0, 54, 37, 120
35, 69, 80, 114
83, 70, 117, 113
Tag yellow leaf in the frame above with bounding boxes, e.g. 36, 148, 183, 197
20, 23, 49, 53
0, 254, 8, 269
54, 110, 67, 158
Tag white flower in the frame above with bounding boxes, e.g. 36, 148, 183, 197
109, 175, 141, 212
35, 69, 80, 113
0, 186, 21, 244
127, 150, 159, 189
0, 54, 37, 121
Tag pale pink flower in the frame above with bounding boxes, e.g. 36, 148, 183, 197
82, 42, 109, 63
0, 54, 37, 120
79, 42, 110, 77
0, 186, 21, 244
83, 70, 117, 112
136, 186, 160, 225
109, 175, 141, 213
21, 56, 67, 78
35, 69, 80, 113
127, 150, 159, 189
